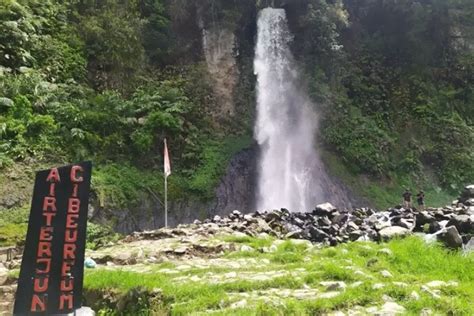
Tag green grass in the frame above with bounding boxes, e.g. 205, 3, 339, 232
83, 236, 474, 315
219, 234, 274, 249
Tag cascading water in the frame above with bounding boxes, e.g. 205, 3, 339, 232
254, 8, 349, 212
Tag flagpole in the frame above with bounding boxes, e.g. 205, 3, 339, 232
164, 138, 168, 228
164, 173, 168, 228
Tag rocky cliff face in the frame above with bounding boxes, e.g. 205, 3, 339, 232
92, 146, 258, 234
201, 26, 239, 120
213, 146, 257, 213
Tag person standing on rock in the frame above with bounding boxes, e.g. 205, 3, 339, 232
417, 190, 425, 211
402, 189, 412, 209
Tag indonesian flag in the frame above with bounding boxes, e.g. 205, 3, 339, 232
164, 138, 171, 178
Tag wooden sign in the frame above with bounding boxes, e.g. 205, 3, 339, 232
14, 162, 92, 315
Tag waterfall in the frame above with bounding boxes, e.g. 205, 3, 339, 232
254, 8, 338, 212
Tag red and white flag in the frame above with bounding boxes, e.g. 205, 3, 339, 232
164, 138, 171, 178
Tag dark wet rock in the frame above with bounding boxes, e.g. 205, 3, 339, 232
265, 210, 283, 222
416, 212, 435, 227
293, 217, 305, 228
429, 221, 442, 234
309, 227, 329, 242
447, 215, 474, 234
285, 230, 306, 239
347, 221, 360, 231
394, 218, 416, 230
332, 213, 349, 225
318, 216, 332, 226
229, 210, 243, 220
438, 226, 463, 249
313, 203, 337, 216
349, 230, 362, 241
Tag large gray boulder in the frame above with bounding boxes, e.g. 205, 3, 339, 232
446, 215, 474, 234
438, 226, 463, 249
313, 203, 337, 216
379, 226, 410, 240
464, 238, 474, 253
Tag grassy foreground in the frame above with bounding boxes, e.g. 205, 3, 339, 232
84, 236, 474, 315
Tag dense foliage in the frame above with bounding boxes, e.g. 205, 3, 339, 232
288, 0, 474, 192
1, 0, 473, 214
0, 0, 251, 209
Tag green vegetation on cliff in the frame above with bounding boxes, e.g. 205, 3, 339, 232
293, 0, 474, 197
0, 0, 252, 213
1, 0, 473, 216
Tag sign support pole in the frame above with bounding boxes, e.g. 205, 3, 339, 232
165, 174, 168, 228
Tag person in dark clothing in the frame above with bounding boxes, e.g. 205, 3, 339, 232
417, 190, 425, 211
402, 189, 412, 209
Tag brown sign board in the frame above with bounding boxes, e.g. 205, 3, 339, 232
13, 162, 92, 315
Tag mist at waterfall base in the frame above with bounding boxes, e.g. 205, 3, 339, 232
254, 8, 352, 212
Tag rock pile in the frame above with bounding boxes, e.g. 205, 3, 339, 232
126, 185, 474, 250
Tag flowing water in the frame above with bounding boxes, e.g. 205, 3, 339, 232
254, 8, 350, 211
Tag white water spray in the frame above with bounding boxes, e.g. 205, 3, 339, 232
254, 8, 340, 212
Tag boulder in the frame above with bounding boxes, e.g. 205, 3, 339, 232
393, 218, 415, 230
349, 230, 362, 241
375, 219, 392, 231
378, 226, 410, 240
464, 238, 474, 253
318, 216, 332, 226
265, 210, 283, 222
243, 214, 253, 221
332, 213, 348, 225
285, 230, 306, 239
438, 226, 463, 249
229, 210, 242, 220
313, 203, 336, 216
378, 302, 406, 315
309, 226, 329, 242
446, 215, 474, 234
428, 221, 442, 234
254, 218, 273, 233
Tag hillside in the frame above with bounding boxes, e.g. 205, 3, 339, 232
0, 0, 473, 254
